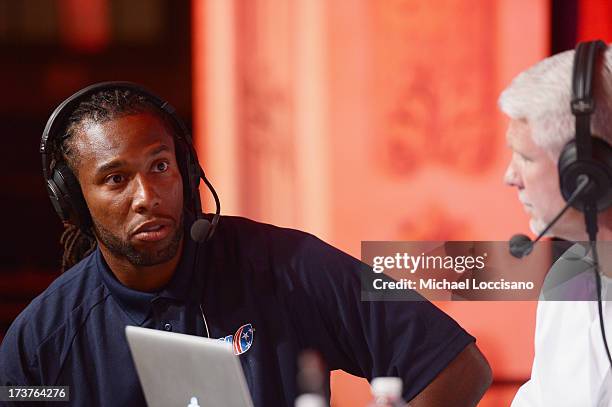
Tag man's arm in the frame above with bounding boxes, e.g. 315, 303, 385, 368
280, 232, 491, 404
408, 343, 492, 406
0, 318, 37, 388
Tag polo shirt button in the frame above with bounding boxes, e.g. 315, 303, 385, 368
164, 323, 172, 331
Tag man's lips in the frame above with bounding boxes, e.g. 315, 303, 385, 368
131, 219, 174, 242
518, 196, 532, 207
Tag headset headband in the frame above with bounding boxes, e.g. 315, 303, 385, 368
40, 81, 194, 180
571, 40, 606, 161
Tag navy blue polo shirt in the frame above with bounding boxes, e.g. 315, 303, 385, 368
0, 216, 474, 406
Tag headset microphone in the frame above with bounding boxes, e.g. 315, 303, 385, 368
509, 174, 591, 258
191, 219, 212, 243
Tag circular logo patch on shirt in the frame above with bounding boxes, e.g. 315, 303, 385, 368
218, 323, 254, 355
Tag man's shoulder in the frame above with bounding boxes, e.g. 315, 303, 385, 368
215, 215, 312, 240
541, 243, 597, 300
210, 216, 364, 291
214, 215, 354, 263
30, 250, 106, 315
2, 251, 108, 353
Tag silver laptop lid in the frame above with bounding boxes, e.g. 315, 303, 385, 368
126, 326, 254, 407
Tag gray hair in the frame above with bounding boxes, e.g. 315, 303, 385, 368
498, 44, 612, 159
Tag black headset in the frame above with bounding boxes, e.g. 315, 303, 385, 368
558, 40, 612, 224
40, 81, 220, 243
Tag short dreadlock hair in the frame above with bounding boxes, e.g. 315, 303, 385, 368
51, 88, 175, 272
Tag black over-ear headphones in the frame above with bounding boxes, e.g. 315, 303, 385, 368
558, 40, 612, 371
40, 81, 220, 243
558, 40, 612, 229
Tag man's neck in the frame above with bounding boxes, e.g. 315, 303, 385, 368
595, 226, 612, 278
98, 239, 184, 292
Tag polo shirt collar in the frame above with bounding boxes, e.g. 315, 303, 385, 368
96, 221, 199, 325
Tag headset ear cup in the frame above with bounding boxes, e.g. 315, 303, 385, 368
558, 139, 578, 202
49, 163, 93, 232
46, 176, 71, 222
591, 137, 612, 210
558, 137, 612, 212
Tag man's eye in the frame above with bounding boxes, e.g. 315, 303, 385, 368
155, 161, 169, 172
106, 174, 124, 185
513, 151, 531, 163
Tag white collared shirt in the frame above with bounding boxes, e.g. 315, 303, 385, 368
512, 245, 612, 407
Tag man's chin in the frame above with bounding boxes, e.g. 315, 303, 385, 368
529, 217, 551, 237
95, 223, 184, 267
128, 230, 183, 266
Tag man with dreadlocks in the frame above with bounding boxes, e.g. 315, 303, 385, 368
0, 83, 491, 406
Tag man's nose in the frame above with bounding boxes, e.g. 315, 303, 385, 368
503, 163, 521, 188
131, 174, 161, 214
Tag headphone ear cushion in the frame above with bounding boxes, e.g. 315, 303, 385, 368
48, 163, 93, 232
558, 137, 612, 212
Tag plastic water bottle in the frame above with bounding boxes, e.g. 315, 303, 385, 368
294, 393, 327, 407
295, 350, 327, 407
367, 377, 405, 407
187, 396, 201, 407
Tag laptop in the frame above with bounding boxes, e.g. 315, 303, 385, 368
125, 326, 254, 407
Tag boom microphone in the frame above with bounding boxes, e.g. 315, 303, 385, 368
509, 174, 591, 258
189, 166, 221, 243
191, 218, 212, 243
